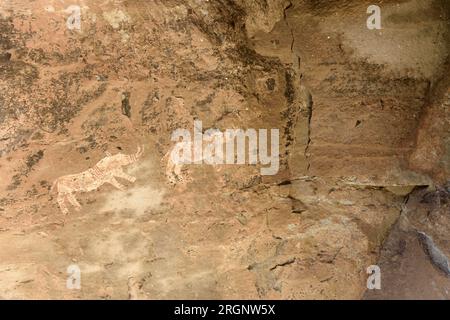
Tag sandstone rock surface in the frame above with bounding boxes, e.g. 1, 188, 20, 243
0, 0, 448, 299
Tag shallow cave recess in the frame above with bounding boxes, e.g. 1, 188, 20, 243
0, 0, 449, 299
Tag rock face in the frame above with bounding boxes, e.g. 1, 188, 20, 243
364, 185, 450, 299
0, 0, 448, 299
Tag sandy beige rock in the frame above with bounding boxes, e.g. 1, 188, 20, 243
0, 0, 448, 299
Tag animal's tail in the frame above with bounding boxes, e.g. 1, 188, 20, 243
50, 179, 59, 193
137, 145, 144, 158
161, 146, 172, 165
130, 145, 145, 163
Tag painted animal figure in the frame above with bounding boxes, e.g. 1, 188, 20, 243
52, 146, 144, 214
163, 140, 192, 185
163, 131, 223, 185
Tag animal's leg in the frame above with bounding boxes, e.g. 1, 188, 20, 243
165, 160, 174, 183
114, 170, 136, 183
66, 193, 82, 211
107, 177, 126, 191
57, 193, 69, 214
166, 161, 179, 184
173, 164, 183, 182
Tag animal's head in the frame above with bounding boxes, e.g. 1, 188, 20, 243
97, 145, 144, 168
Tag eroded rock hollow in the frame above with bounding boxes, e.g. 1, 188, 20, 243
0, 0, 449, 299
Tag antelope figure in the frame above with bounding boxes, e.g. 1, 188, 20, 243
52, 146, 144, 214
163, 147, 189, 185
163, 131, 223, 185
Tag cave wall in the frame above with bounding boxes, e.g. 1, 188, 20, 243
0, 0, 448, 299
